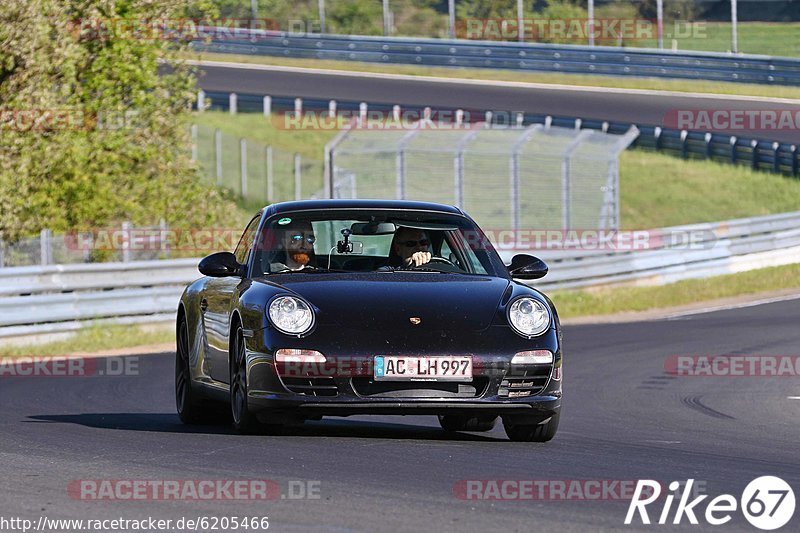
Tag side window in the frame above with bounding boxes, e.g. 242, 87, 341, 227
234, 215, 261, 265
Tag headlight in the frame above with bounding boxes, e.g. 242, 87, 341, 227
268, 296, 314, 335
507, 297, 551, 337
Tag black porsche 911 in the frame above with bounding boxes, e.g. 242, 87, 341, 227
176, 199, 563, 442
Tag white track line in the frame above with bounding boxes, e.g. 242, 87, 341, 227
788, 397, 800, 400
664, 292, 800, 320
188, 59, 800, 104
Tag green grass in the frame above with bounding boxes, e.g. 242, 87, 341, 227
191, 51, 800, 100
194, 111, 800, 228
0, 324, 174, 358
551, 263, 800, 319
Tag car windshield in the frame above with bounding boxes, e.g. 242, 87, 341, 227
251, 209, 507, 277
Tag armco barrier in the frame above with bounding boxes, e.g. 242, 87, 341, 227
197, 30, 800, 86
1, 211, 799, 339
200, 91, 800, 177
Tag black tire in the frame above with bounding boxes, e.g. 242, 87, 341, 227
176, 315, 214, 424
438, 414, 497, 433
503, 413, 560, 442
230, 325, 263, 434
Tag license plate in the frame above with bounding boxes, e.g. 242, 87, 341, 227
373, 356, 473, 381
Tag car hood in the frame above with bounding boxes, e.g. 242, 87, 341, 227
264, 272, 510, 332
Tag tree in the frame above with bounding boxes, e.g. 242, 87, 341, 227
0, 0, 236, 243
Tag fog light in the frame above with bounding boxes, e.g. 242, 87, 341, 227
511, 350, 553, 365
275, 349, 326, 363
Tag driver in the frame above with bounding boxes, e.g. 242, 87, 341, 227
388, 227, 432, 268
269, 220, 317, 272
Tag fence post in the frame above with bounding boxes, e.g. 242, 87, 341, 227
329, 99, 337, 118
561, 130, 593, 230
294, 153, 302, 201
705, 132, 713, 158
654, 126, 662, 150
0, 239, 4, 268
294, 97, 303, 116
197, 90, 206, 112
121, 222, 131, 263
730, 136, 738, 164
240, 139, 248, 199
229, 93, 237, 115
396, 131, 418, 200
159, 219, 170, 259
680, 129, 688, 158
773, 142, 781, 173
266, 145, 274, 202
40, 229, 52, 265
215, 129, 223, 186
190, 124, 198, 162
751, 139, 759, 169
263, 95, 272, 117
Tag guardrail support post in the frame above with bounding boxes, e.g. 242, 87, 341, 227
0, 240, 4, 268
215, 129, 223, 186
730, 136, 738, 164
229, 93, 237, 115
197, 90, 206, 112
792, 145, 798, 176
705, 132, 713, 159
680, 130, 688, 158
263, 96, 271, 117
294, 153, 302, 201
751, 139, 759, 169
773, 142, 781, 173
240, 139, 248, 198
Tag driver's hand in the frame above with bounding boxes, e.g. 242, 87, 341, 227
404, 251, 431, 267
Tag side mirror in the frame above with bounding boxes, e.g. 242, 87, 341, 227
508, 254, 548, 280
199, 252, 243, 277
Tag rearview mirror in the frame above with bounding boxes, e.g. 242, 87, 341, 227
350, 222, 397, 235
508, 254, 548, 280
198, 252, 243, 277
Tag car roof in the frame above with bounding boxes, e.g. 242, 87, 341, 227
263, 199, 464, 216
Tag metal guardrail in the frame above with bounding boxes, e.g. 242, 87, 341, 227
2, 212, 799, 340
201, 91, 800, 177
197, 30, 800, 86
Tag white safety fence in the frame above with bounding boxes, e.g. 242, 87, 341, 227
2, 211, 799, 340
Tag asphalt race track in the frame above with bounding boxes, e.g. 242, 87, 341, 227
2, 299, 798, 532
196, 63, 800, 144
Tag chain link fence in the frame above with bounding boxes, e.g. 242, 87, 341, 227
326, 123, 639, 232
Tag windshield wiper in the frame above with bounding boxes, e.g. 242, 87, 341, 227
270, 267, 346, 274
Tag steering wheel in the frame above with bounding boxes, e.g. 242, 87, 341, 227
401, 255, 457, 270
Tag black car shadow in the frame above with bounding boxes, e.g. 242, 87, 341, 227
27, 413, 506, 441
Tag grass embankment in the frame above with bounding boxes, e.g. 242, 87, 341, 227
0, 324, 174, 358
191, 51, 800, 100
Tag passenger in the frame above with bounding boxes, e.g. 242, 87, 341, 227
270, 221, 317, 272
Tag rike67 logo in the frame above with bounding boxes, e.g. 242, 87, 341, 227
625, 477, 795, 530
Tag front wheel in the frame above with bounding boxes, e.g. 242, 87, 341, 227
503, 413, 560, 442
230, 326, 262, 434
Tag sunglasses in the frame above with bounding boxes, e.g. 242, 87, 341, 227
399, 239, 430, 247
289, 234, 316, 244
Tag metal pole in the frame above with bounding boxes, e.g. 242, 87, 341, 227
588, 0, 594, 46
229, 93, 237, 115
318, 0, 326, 34
448, 0, 455, 39
240, 139, 248, 199
731, 0, 738, 53
383, 0, 390, 36
294, 153, 302, 200
121, 222, 130, 263
190, 124, 198, 162
40, 229, 52, 265
656, 0, 664, 49
396, 131, 419, 200
214, 129, 222, 186
517, 0, 524, 42
266, 146, 273, 202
